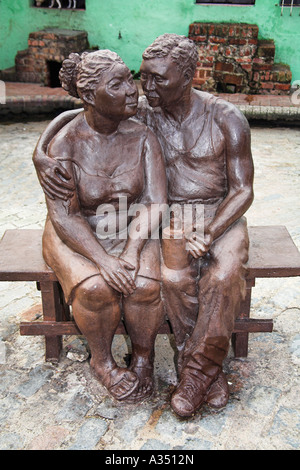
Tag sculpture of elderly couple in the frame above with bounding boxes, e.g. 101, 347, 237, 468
33, 33, 254, 418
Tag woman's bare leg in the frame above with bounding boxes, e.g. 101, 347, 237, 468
123, 276, 165, 402
72, 275, 138, 400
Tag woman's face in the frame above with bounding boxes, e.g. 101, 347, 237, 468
93, 63, 138, 121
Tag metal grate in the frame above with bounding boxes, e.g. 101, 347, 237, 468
33, 1, 85, 9
280, 0, 300, 16
195, 1, 255, 4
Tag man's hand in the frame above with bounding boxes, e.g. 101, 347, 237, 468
187, 231, 213, 259
33, 152, 74, 201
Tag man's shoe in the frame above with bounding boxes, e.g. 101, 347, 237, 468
205, 371, 229, 408
171, 375, 208, 417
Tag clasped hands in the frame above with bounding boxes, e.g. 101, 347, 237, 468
186, 230, 213, 259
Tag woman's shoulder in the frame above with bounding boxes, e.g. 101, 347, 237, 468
118, 117, 149, 137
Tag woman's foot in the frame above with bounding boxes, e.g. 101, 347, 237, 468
91, 361, 139, 401
124, 365, 154, 403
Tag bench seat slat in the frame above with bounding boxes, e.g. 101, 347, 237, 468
19, 318, 273, 337
247, 226, 300, 278
0, 229, 56, 281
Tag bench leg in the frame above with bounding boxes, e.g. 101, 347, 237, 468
232, 280, 254, 358
232, 332, 249, 358
39, 281, 65, 362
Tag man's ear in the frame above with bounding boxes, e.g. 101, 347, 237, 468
183, 71, 193, 88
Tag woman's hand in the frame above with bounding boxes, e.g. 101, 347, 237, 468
33, 151, 74, 201
98, 254, 137, 296
119, 251, 140, 283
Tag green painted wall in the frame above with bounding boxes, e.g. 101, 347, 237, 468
0, 0, 299, 82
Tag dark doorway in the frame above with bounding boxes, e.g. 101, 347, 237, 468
47, 60, 62, 87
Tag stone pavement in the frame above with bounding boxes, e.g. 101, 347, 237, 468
0, 116, 299, 450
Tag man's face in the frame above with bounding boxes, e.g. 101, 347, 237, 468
140, 56, 187, 109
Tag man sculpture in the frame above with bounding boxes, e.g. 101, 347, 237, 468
33, 34, 254, 417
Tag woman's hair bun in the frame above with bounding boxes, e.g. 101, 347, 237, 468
59, 52, 83, 98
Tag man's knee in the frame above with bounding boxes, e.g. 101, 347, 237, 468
162, 264, 198, 297
74, 275, 117, 310
203, 261, 240, 285
200, 258, 247, 301
212, 218, 249, 267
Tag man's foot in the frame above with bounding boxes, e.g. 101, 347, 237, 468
205, 371, 229, 408
171, 374, 208, 417
91, 362, 139, 401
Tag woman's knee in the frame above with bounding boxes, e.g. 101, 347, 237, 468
74, 275, 117, 310
129, 277, 161, 305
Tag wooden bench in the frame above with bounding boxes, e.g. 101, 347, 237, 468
1, 226, 300, 362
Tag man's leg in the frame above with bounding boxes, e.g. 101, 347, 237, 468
161, 258, 200, 373
171, 217, 249, 417
161, 238, 230, 406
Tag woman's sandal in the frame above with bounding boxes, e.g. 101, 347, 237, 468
123, 365, 154, 403
92, 364, 139, 401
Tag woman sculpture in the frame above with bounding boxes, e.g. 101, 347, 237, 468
40, 50, 167, 402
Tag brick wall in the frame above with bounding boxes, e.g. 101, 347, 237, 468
189, 23, 292, 95
15, 29, 89, 85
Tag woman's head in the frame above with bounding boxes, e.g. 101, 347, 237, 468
59, 50, 138, 119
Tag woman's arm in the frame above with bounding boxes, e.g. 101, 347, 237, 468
33, 109, 82, 200
46, 135, 136, 295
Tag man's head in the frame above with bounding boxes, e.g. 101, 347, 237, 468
140, 34, 198, 108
